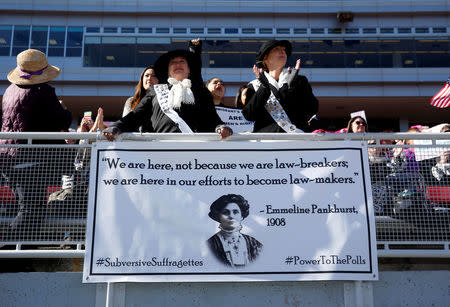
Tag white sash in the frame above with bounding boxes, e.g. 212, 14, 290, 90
154, 84, 194, 133
250, 73, 303, 133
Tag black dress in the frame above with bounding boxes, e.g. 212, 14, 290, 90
242, 75, 318, 132
112, 83, 223, 133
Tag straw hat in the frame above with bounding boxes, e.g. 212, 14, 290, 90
7, 49, 60, 85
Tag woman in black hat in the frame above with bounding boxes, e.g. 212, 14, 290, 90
242, 40, 318, 133
103, 47, 232, 139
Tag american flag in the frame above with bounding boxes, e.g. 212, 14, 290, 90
429, 78, 450, 108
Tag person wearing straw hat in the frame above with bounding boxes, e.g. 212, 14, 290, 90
242, 40, 318, 133
104, 48, 232, 140
1, 49, 72, 241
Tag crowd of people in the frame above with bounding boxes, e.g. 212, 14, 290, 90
0, 40, 448, 242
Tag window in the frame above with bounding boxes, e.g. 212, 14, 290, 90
86, 27, 100, 33
30, 26, 48, 54
190, 28, 204, 34
363, 28, 377, 34
309, 39, 344, 68
225, 28, 238, 34
101, 36, 137, 67
259, 28, 273, 34
293, 28, 307, 34
398, 28, 412, 34
66, 27, 83, 57
0, 25, 12, 56
12, 25, 30, 56
81, 37, 450, 69
416, 38, 449, 67
208, 28, 221, 34
433, 27, 446, 33
415, 27, 429, 34
344, 39, 380, 68
121, 27, 135, 33
156, 28, 170, 34
345, 28, 359, 34
276, 28, 290, 34
328, 28, 342, 34
242, 28, 255, 34
380, 28, 394, 34
138, 28, 152, 33
104, 27, 117, 33
48, 26, 65, 56
173, 28, 187, 34
311, 28, 324, 34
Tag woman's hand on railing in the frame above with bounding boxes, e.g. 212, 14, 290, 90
215, 125, 233, 139
102, 126, 121, 141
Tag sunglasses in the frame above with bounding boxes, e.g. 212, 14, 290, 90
354, 121, 366, 126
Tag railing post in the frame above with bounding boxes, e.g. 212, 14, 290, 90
344, 281, 374, 307
105, 282, 125, 307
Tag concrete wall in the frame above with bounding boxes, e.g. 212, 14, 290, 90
0, 271, 449, 307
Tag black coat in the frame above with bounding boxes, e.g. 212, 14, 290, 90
242, 75, 318, 132
112, 83, 223, 133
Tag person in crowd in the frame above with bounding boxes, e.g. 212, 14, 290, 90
78, 107, 107, 134
207, 194, 263, 267
0, 49, 72, 240
242, 40, 318, 133
234, 85, 248, 109
122, 38, 202, 118
206, 77, 226, 106
391, 127, 420, 172
122, 67, 158, 117
103, 48, 232, 140
431, 124, 450, 181
346, 116, 368, 133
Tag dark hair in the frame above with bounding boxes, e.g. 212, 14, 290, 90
130, 66, 155, 111
205, 77, 223, 88
208, 194, 250, 222
234, 85, 248, 109
346, 116, 368, 133
440, 124, 450, 133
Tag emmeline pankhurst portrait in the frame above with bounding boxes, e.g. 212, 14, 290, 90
207, 194, 263, 267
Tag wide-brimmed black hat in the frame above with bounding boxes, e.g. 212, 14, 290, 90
256, 40, 292, 65
154, 49, 196, 83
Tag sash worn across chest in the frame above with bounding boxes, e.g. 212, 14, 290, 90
250, 72, 303, 133
154, 84, 194, 133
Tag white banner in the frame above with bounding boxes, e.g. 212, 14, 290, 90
83, 141, 378, 283
215, 106, 254, 133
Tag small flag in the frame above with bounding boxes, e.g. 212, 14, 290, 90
430, 78, 450, 108
83, 111, 92, 120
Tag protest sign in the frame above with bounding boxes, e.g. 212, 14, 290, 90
215, 106, 254, 133
83, 141, 378, 282
413, 139, 450, 161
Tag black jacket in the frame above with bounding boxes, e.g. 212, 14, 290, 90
112, 83, 224, 133
242, 75, 318, 132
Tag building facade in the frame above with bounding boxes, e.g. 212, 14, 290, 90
0, 0, 449, 130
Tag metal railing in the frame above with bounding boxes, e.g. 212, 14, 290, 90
0, 132, 449, 258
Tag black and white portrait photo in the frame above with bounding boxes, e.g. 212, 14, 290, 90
207, 194, 263, 267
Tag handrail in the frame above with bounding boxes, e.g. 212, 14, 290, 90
1, 132, 449, 258
0, 132, 449, 141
